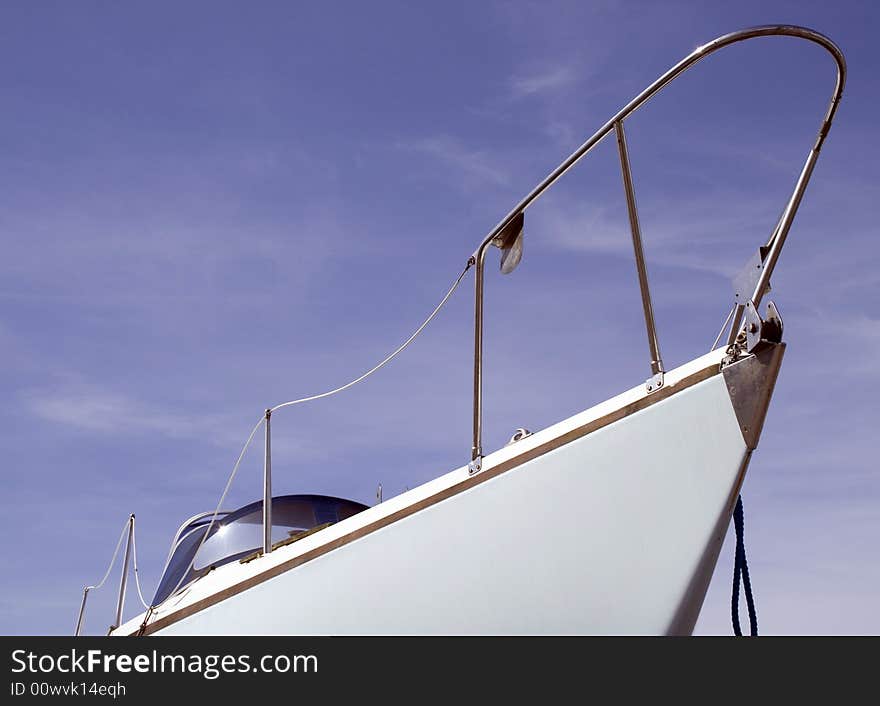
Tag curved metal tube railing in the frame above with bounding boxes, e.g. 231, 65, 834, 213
467, 24, 846, 471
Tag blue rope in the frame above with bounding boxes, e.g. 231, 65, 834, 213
732, 494, 758, 636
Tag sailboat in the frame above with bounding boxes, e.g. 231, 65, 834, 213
77, 25, 844, 636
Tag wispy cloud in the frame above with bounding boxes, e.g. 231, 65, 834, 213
542, 120, 578, 149
21, 382, 253, 447
397, 136, 510, 188
509, 65, 576, 98
535, 194, 778, 278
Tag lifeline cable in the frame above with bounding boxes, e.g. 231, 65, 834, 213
141, 414, 265, 618
710, 304, 737, 352
74, 516, 130, 634
270, 257, 473, 414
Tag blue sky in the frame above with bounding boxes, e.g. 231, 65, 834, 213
1, 1, 876, 635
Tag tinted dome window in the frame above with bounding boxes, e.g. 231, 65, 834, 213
153, 494, 368, 605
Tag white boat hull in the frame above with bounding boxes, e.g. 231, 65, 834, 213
117, 345, 783, 636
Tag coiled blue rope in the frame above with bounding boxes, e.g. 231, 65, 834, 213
732, 494, 758, 636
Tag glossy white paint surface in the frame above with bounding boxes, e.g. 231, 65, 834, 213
116, 348, 750, 635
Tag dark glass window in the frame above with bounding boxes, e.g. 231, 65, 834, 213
152, 495, 368, 605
